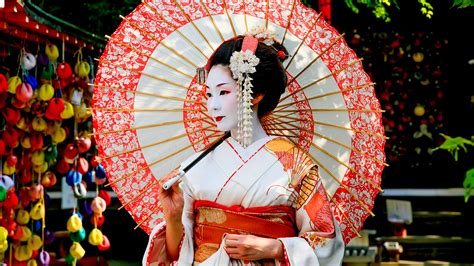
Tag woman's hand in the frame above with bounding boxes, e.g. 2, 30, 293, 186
224, 234, 284, 261
158, 169, 184, 224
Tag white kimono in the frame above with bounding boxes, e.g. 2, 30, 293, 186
143, 136, 345, 265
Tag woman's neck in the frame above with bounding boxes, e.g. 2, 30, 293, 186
230, 110, 268, 145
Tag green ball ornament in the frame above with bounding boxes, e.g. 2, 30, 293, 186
70, 227, 86, 242
65, 253, 75, 265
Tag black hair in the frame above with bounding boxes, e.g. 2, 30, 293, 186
207, 36, 289, 118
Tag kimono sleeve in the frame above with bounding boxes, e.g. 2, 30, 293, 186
142, 155, 199, 265
278, 165, 345, 265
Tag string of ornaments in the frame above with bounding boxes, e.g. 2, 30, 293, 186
0, 40, 110, 265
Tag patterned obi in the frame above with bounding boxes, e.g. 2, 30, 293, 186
193, 200, 297, 263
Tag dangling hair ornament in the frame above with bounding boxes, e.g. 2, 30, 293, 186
229, 36, 259, 148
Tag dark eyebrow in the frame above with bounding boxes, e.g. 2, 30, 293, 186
205, 82, 229, 89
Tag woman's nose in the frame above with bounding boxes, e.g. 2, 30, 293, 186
208, 97, 221, 111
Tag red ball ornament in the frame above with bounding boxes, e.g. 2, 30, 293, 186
276, 50, 286, 60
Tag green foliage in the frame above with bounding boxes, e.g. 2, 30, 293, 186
433, 134, 474, 202
344, 0, 472, 22
452, 0, 474, 8
464, 168, 474, 203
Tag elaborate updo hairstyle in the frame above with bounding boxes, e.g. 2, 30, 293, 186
207, 36, 289, 118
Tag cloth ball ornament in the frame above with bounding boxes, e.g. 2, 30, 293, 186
84, 171, 93, 184
91, 213, 105, 227
0, 73, 7, 92
44, 145, 58, 161
17, 117, 29, 132
39, 250, 50, 265
31, 151, 45, 166
30, 133, 44, 151
7, 154, 18, 167
77, 157, 89, 175
0, 226, 8, 241
88, 228, 103, 246
41, 171, 57, 188
73, 183, 87, 199
14, 245, 33, 262
64, 143, 79, 161
70, 242, 85, 259
56, 159, 70, 174
0, 175, 14, 190
91, 196, 106, 214
76, 137, 92, 153
21, 136, 32, 149
2, 161, 15, 175
28, 184, 44, 201
19, 225, 32, 242
74, 61, 91, 78
38, 84, 54, 101
95, 164, 107, 179
21, 52, 37, 70
3, 189, 19, 209
27, 234, 43, 250
98, 235, 111, 251
33, 162, 48, 174
16, 83, 33, 102
65, 253, 75, 264
98, 190, 111, 207
0, 240, 8, 253
29, 201, 45, 220
67, 214, 82, 233
27, 259, 38, 266
44, 229, 55, 245
11, 97, 27, 109
3, 127, 20, 148
25, 74, 38, 90
0, 187, 6, 202
11, 224, 24, 240
45, 98, 65, 121
37, 53, 49, 65
57, 62, 72, 80
40, 63, 54, 80
60, 101, 74, 119
3, 107, 21, 125
32, 117, 47, 132
52, 127, 67, 144
0, 139, 5, 155
66, 170, 82, 186
7, 76, 22, 93
45, 44, 59, 61
16, 209, 30, 225
69, 227, 86, 242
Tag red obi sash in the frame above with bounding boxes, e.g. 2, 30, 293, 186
193, 200, 297, 262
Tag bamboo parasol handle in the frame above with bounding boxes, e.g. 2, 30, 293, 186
162, 131, 231, 190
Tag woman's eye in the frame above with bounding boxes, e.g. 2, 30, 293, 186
220, 90, 230, 95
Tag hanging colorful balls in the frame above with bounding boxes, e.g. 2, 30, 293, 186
98, 235, 111, 251
0, 73, 7, 92
14, 244, 33, 262
88, 228, 103, 246
27, 234, 43, 251
70, 242, 85, 259
69, 227, 86, 242
414, 105, 426, 116
16, 209, 30, 225
38, 84, 55, 101
45, 44, 59, 61
39, 250, 50, 265
75, 61, 91, 78
30, 201, 45, 220
66, 170, 82, 186
91, 197, 106, 214
67, 214, 82, 233
7, 76, 22, 93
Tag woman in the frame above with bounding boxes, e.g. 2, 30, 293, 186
143, 32, 345, 265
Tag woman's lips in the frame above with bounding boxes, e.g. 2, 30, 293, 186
215, 116, 224, 122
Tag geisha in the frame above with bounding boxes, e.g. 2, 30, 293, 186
143, 31, 345, 265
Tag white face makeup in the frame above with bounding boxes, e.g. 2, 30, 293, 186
205, 64, 239, 132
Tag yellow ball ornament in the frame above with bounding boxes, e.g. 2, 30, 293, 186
88, 228, 104, 246
67, 215, 82, 233
70, 242, 85, 259
414, 105, 425, 116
